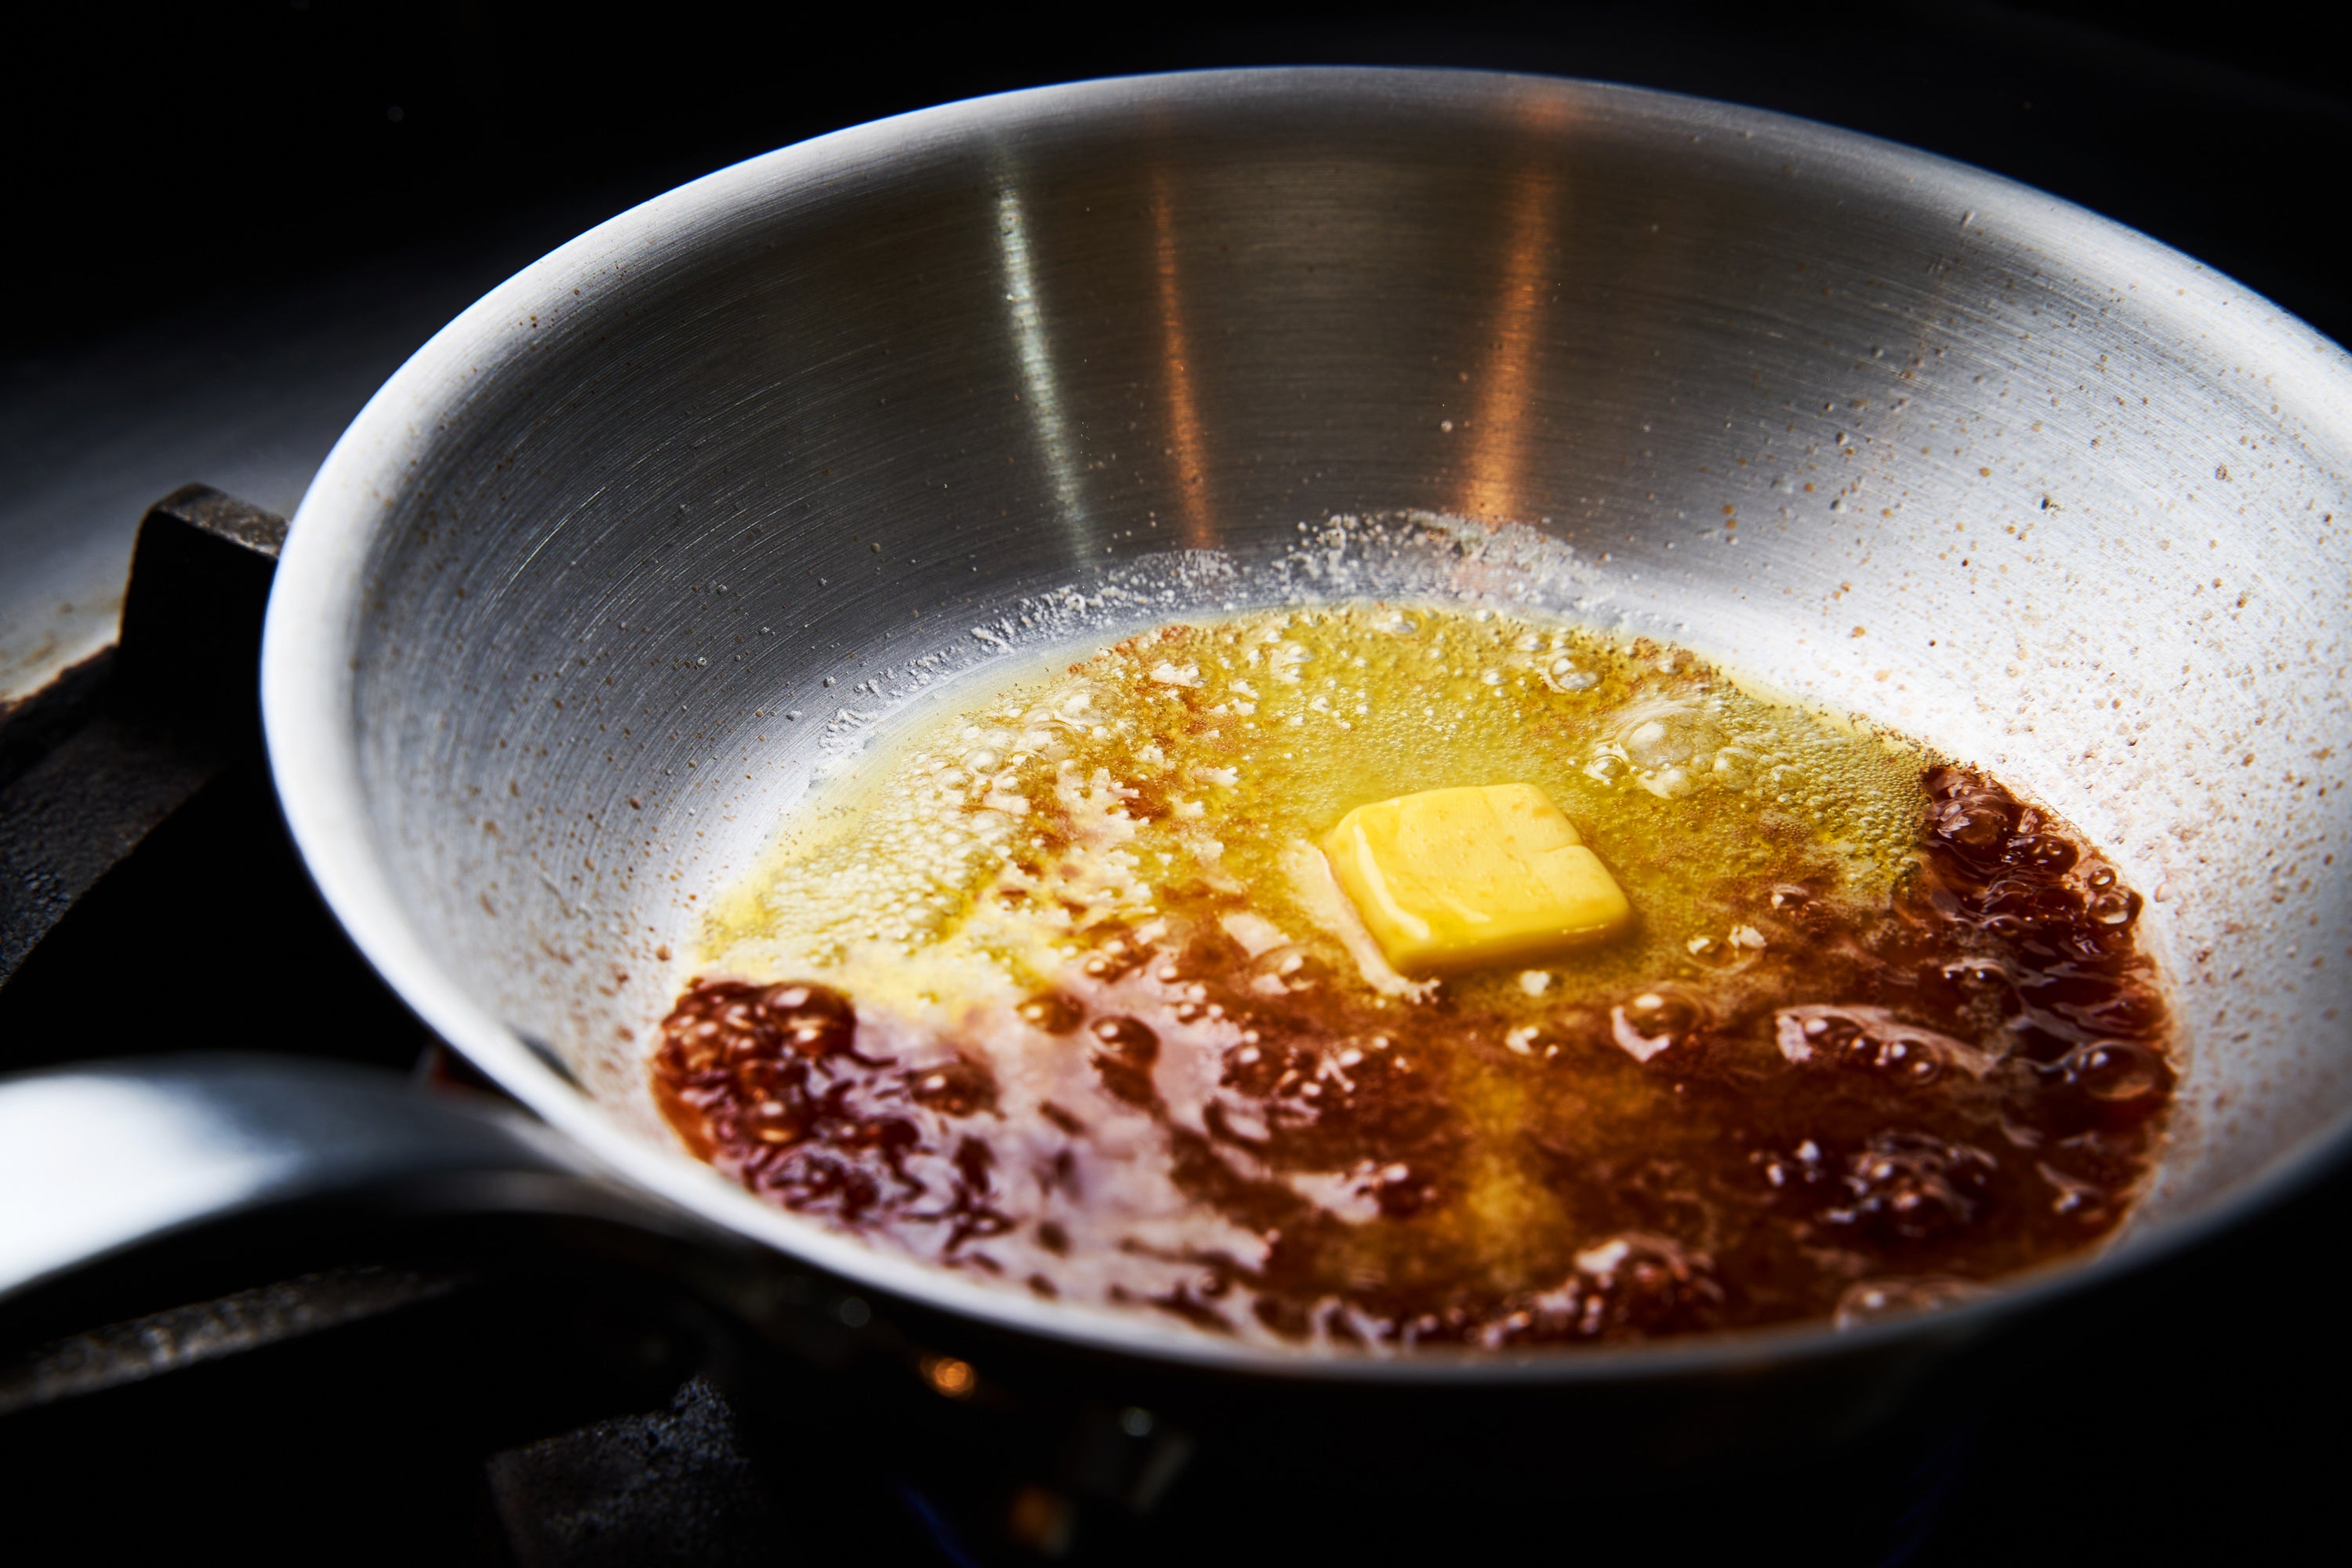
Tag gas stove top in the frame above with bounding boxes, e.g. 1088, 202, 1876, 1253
7, 5, 2352, 1562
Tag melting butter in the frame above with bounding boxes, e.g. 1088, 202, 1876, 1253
698, 603, 1931, 1027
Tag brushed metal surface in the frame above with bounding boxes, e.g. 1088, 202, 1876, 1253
263, 69, 2352, 1374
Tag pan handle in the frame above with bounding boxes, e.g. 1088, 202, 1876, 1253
0, 1053, 672, 1308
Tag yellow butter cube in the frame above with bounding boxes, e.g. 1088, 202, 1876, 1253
1319, 783, 1632, 975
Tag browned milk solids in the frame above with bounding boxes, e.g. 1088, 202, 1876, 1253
653, 606, 2173, 1349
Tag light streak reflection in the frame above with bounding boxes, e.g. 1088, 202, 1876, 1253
1150, 168, 1214, 547
1462, 164, 1559, 523
996, 183, 1088, 551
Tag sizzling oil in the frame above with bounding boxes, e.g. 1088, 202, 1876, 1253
655, 605, 2173, 1350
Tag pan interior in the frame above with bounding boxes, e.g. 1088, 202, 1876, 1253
278, 71, 2352, 1349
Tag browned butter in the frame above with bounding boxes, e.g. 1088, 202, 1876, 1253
653, 605, 2172, 1349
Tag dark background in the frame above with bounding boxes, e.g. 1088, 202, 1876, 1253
5, 2, 2350, 1562
13, 0, 2352, 358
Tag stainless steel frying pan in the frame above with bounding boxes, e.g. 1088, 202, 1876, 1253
10, 69, 2349, 1395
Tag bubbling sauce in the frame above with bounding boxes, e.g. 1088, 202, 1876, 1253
653, 605, 2173, 1350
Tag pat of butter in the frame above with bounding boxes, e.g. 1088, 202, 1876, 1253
1319, 783, 1632, 975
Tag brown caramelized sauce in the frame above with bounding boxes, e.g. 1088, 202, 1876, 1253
652, 610, 2175, 1350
